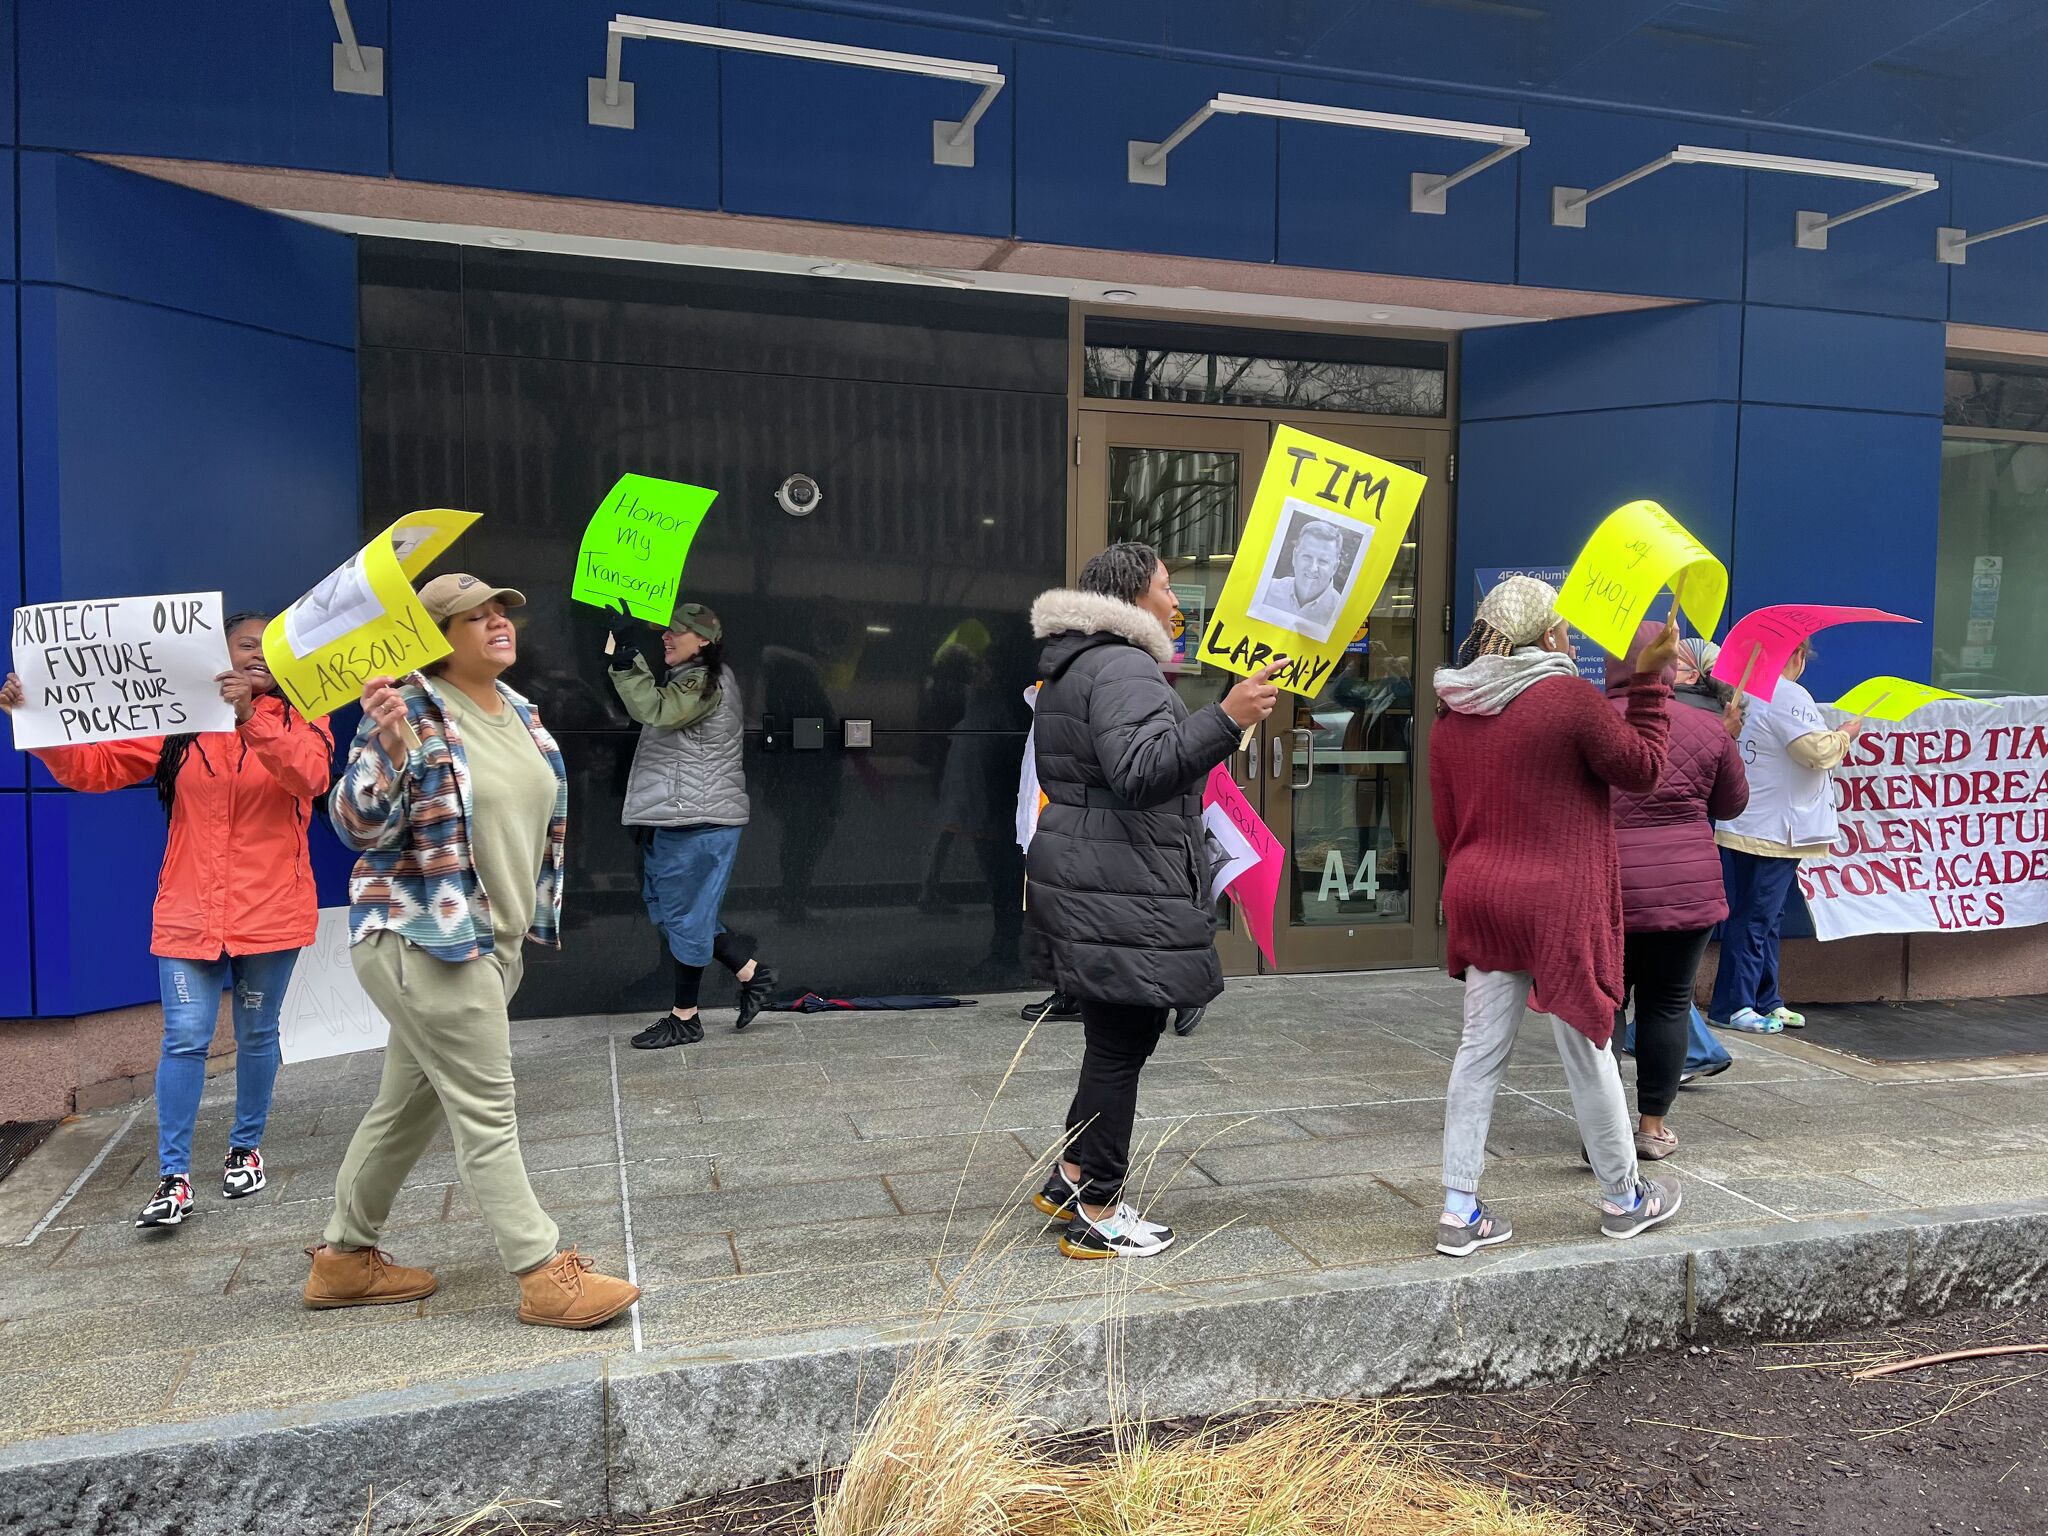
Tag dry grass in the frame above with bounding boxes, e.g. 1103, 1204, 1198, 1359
811, 1371, 1589, 1536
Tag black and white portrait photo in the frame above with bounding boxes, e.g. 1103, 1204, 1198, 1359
1245, 500, 1372, 644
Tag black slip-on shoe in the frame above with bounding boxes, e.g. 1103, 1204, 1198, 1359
735, 966, 778, 1032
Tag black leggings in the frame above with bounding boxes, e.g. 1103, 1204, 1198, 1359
1063, 1000, 1169, 1206
673, 932, 755, 1012
1626, 927, 1713, 1119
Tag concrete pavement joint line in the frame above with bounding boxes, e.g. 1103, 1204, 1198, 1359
1368, 1017, 1800, 1225
17, 1200, 2046, 1533
16, 1104, 142, 1247
608, 1035, 645, 1353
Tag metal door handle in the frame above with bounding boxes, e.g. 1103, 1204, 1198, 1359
1291, 727, 1314, 789
1234, 730, 1255, 786
1270, 734, 1285, 781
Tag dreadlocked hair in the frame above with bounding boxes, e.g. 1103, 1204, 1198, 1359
154, 611, 276, 818
1455, 618, 1519, 668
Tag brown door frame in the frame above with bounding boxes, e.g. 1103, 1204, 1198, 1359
1071, 408, 1452, 976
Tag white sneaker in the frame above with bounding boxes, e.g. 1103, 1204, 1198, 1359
1058, 1202, 1175, 1260
222, 1147, 266, 1200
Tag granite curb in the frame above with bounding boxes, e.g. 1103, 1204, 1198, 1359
9, 1199, 2048, 1534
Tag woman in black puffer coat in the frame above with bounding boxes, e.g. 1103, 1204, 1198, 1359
1026, 543, 1281, 1260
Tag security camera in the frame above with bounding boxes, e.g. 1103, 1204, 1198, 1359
777, 474, 823, 517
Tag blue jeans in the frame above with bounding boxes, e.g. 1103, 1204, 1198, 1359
156, 950, 299, 1176
1620, 1005, 1732, 1076
1708, 850, 1800, 1022
640, 824, 743, 966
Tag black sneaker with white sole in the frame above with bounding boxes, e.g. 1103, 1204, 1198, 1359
1601, 1174, 1683, 1239
1436, 1202, 1512, 1257
222, 1147, 266, 1200
136, 1174, 194, 1229
1058, 1202, 1175, 1260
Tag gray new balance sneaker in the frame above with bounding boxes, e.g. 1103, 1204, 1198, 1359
1601, 1175, 1683, 1239
1436, 1202, 1512, 1257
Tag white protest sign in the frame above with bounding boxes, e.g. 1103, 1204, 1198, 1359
1798, 697, 2048, 940
1201, 799, 1263, 904
7, 592, 235, 749
278, 907, 389, 1063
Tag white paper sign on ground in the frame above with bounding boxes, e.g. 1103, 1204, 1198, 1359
279, 907, 388, 1063
7, 592, 235, 749
1800, 696, 2048, 940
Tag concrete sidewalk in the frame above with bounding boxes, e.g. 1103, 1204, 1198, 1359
4, 971, 2048, 1530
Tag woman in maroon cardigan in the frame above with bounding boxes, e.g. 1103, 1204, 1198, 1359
1607, 622, 1749, 1160
1429, 576, 1683, 1257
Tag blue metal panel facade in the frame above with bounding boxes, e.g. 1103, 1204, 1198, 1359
2, 0, 2045, 1019
1461, 303, 1946, 705
3, 159, 360, 1016
17, 0, 388, 175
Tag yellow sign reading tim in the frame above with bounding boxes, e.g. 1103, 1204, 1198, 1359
1203, 426, 1427, 698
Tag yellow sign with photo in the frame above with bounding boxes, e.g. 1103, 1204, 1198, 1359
262, 509, 480, 719
1202, 426, 1427, 698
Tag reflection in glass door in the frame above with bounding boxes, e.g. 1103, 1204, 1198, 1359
1265, 425, 1447, 972
1077, 412, 1447, 976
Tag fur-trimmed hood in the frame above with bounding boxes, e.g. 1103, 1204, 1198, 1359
1030, 588, 1173, 666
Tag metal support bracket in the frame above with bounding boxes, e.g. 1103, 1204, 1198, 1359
330, 0, 383, 96
1127, 93, 1526, 207
588, 15, 1003, 168
1553, 145, 1936, 251
1936, 211, 2048, 266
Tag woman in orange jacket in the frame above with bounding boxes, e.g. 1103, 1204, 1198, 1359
1, 612, 333, 1230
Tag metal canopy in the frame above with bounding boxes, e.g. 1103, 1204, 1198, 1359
588, 15, 1005, 167
1127, 93, 1528, 213
866, 1, 2048, 169
1552, 145, 1939, 251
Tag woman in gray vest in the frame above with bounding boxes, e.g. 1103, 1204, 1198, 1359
608, 604, 777, 1048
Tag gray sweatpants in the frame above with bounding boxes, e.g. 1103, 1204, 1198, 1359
1443, 968, 1638, 1204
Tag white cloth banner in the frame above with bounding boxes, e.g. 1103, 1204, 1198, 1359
1800, 697, 2048, 940
7, 592, 235, 749
278, 907, 389, 1063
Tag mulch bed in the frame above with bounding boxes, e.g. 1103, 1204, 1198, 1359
434, 1302, 2048, 1535
1395, 1300, 2048, 1535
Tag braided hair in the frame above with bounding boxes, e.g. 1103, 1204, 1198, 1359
1454, 618, 1519, 668
153, 611, 272, 818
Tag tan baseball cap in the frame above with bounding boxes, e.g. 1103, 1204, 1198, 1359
417, 573, 527, 623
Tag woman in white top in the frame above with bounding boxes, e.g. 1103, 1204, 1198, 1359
1709, 638, 1862, 1032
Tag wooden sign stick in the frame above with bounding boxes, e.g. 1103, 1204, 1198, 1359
1668, 572, 1687, 643
1847, 691, 1892, 734
1733, 644, 1761, 702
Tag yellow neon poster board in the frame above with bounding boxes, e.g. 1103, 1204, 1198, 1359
1553, 500, 1727, 659
263, 509, 480, 719
1831, 676, 1966, 721
1200, 426, 1427, 698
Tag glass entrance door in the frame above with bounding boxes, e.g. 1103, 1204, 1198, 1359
1260, 424, 1448, 972
1078, 412, 1266, 974
1077, 411, 1448, 976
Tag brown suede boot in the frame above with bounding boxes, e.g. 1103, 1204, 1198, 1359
516, 1249, 640, 1330
302, 1243, 438, 1309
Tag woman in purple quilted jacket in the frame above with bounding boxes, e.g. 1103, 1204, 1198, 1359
1606, 622, 1749, 1159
